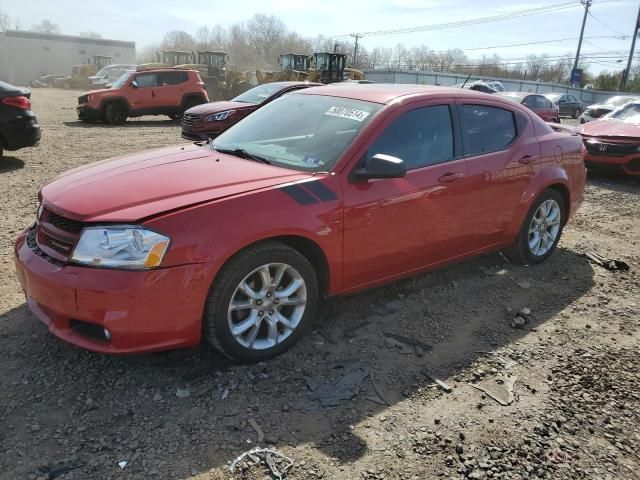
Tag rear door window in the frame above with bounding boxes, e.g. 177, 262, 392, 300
460, 105, 517, 155
135, 73, 157, 88
158, 71, 188, 85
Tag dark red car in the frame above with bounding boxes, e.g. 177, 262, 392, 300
498, 92, 560, 123
181, 81, 321, 141
14, 85, 585, 362
580, 100, 640, 176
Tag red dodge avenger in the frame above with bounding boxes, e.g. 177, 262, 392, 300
14, 85, 586, 362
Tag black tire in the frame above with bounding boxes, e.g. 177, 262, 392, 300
572, 108, 581, 119
105, 103, 127, 125
502, 189, 565, 266
182, 96, 204, 114
204, 241, 319, 362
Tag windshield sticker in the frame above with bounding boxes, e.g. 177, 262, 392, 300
324, 106, 370, 122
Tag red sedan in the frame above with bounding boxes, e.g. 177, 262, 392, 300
181, 81, 321, 141
14, 85, 586, 362
498, 92, 560, 123
580, 100, 640, 176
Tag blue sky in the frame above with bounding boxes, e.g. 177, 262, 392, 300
1, 0, 637, 72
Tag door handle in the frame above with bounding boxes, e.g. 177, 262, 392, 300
518, 155, 537, 164
438, 172, 463, 183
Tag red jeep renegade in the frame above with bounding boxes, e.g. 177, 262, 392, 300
77, 69, 208, 124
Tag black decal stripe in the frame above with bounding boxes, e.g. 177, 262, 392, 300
302, 181, 338, 202
281, 185, 318, 205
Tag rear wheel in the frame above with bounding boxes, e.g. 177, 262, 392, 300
105, 103, 127, 125
502, 189, 565, 265
181, 97, 204, 115
572, 107, 581, 119
203, 241, 318, 362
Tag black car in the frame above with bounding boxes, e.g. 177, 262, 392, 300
0, 81, 41, 158
544, 93, 585, 119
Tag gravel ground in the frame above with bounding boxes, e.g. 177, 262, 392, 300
1, 89, 639, 480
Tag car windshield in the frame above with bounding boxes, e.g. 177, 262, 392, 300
211, 93, 381, 172
608, 102, 640, 123
111, 71, 135, 89
605, 96, 636, 108
232, 83, 290, 104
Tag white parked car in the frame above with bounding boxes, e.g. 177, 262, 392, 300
580, 95, 639, 123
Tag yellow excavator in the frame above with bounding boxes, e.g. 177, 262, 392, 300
256, 52, 365, 85
55, 56, 113, 89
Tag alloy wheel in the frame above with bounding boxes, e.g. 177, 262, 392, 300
227, 263, 307, 350
528, 199, 561, 256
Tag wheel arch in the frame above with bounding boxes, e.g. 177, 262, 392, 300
99, 96, 131, 115
212, 235, 331, 301
181, 93, 207, 108
545, 182, 571, 225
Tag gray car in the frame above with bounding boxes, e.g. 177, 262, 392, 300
544, 93, 585, 119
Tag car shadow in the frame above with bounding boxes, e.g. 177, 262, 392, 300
1, 247, 595, 478
587, 171, 640, 193
0, 156, 25, 173
63, 119, 181, 128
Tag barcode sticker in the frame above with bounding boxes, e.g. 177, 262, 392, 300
324, 106, 370, 122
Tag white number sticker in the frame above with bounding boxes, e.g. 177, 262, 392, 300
324, 106, 370, 122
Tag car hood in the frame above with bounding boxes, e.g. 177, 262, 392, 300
82, 87, 113, 95
41, 144, 311, 222
585, 103, 610, 111
186, 101, 254, 115
580, 119, 640, 138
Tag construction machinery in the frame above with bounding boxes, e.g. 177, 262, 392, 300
54, 56, 113, 89
170, 50, 252, 101
256, 52, 365, 86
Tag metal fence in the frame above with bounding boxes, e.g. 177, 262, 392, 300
363, 70, 632, 104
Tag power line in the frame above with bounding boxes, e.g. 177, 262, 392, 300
336, 1, 579, 38
588, 11, 628, 36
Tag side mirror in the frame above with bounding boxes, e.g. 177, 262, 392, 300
130, 80, 138, 89
352, 154, 406, 182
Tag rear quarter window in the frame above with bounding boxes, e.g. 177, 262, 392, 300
460, 105, 518, 156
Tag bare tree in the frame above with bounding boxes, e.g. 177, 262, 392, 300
79, 31, 102, 39
247, 14, 287, 67
0, 10, 10, 32
161, 30, 195, 51
195, 26, 211, 49
31, 20, 61, 35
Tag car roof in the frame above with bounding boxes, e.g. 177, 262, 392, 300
498, 92, 533, 100
262, 81, 323, 88
298, 83, 502, 105
133, 68, 196, 74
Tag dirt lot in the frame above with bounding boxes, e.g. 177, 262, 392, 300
1, 89, 639, 480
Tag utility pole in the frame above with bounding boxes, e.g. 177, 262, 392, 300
572, 0, 592, 76
621, 3, 640, 90
351, 34, 361, 67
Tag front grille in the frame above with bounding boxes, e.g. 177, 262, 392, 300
585, 161, 626, 174
37, 228, 74, 256
78, 95, 88, 105
627, 159, 640, 172
182, 113, 202, 128
584, 140, 638, 157
41, 208, 85, 234
26, 228, 64, 266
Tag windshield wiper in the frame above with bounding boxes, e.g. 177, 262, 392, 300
213, 146, 271, 165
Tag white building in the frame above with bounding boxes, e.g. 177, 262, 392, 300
0, 30, 136, 85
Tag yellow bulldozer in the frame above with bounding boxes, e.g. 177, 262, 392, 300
55, 55, 113, 89
256, 52, 365, 86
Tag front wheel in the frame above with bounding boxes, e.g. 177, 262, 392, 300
105, 103, 127, 125
502, 189, 565, 265
572, 108, 581, 119
204, 241, 318, 362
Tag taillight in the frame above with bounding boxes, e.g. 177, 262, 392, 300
2, 96, 31, 110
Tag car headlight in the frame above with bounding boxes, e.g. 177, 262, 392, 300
71, 226, 170, 269
206, 110, 236, 122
